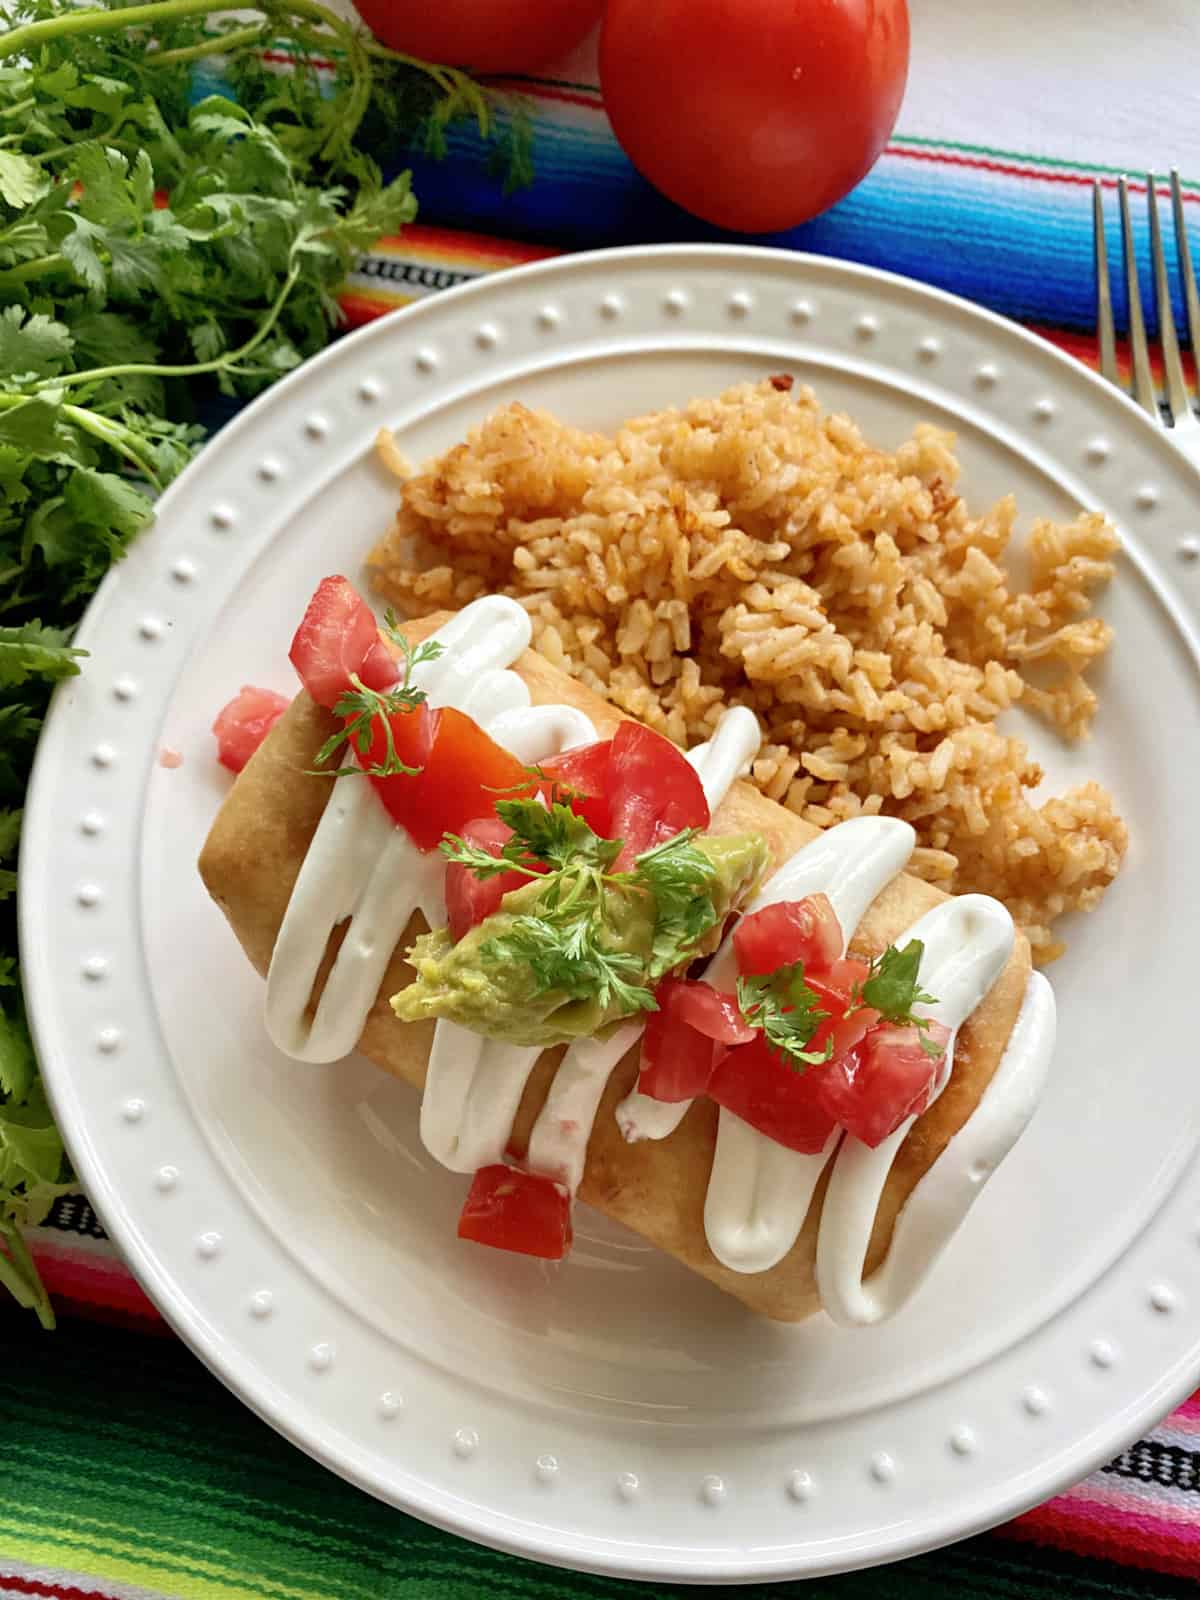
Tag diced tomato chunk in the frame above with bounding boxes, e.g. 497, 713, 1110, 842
637, 977, 754, 1103
607, 721, 710, 867
820, 956, 871, 1000
538, 739, 614, 837
289, 575, 383, 709
708, 1033, 839, 1154
804, 974, 879, 1064
815, 1020, 951, 1147
367, 704, 535, 852
671, 978, 756, 1045
212, 685, 289, 773
733, 894, 844, 978
359, 636, 400, 691
457, 1164, 573, 1260
445, 816, 547, 941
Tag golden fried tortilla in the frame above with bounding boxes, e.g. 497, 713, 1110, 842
199, 613, 1030, 1321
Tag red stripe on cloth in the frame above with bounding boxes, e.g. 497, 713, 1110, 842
885, 144, 1200, 201
1004, 1493, 1200, 1581
0, 1575, 119, 1600
28, 1248, 163, 1329
482, 79, 604, 111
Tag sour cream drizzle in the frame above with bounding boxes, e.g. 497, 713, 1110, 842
265, 596, 536, 1062
695, 821, 1052, 1328
265, 601, 1053, 1327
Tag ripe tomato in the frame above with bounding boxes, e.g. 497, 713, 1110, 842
733, 894, 843, 978
350, 0, 604, 75
538, 739, 613, 838
444, 815, 546, 941
607, 721, 710, 867
815, 1020, 950, 1147
289, 575, 397, 709
638, 977, 754, 1102
708, 1032, 839, 1154
366, 705, 533, 851
599, 0, 909, 233
457, 1164, 573, 1259
211, 685, 289, 773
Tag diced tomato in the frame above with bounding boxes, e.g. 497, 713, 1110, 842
360, 636, 400, 691
815, 1021, 952, 1148
367, 704, 535, 851
289, 575, 387, 709
671, 978, 756, 1045
607, 721, 710, 868
805, 975, 879, 1064
733, 894, 844, 978
457, 1164, 573, 1260
212, 685, 289, 774
538, 739, 614, 837
637, 977, 754, 1103
708, 1033, 839, 1154
820, 956, 871, 1000
445, 816, 547, 941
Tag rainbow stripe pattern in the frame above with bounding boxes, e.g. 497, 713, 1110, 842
5, 53, 1200, 1600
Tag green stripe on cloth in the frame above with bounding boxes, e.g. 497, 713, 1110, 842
1, 1317, 1197, 1600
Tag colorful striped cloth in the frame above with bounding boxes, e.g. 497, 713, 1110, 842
7, 11, 1200, 1595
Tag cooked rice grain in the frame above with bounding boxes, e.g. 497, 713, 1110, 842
369, 381, 1126, 960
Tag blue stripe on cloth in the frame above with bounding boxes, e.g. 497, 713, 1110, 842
184, 57, 1200, 339
394, 116, 1200, 337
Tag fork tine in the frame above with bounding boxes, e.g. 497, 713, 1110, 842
1093, 181, 1118, 385
1147, 173, 1190, 421
1118, 175, 1158, 416
1171, 168, 1200, 409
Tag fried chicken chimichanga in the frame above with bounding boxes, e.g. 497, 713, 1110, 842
200, 584, 1055, 1325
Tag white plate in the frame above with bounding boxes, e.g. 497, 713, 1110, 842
20, 246, 1200, 1582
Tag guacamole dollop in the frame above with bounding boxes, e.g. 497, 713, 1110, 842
392, 832, 769, 1047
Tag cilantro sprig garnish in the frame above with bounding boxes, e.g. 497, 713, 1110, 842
440, 801, 721, 1014
311, 618, 444, 779
851, 939, 945, 1058
736, 964, 834, 1072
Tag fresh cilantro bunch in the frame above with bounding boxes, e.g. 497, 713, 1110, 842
0, 0, 523, 1323
441, 803, 722, 1017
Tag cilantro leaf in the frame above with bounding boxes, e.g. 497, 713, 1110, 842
0, 150, 45, 210
856, 940, 939, 1026
0, 622, 86, 688
0, 307, 73, 385
494, 798, 621, 873
632, 830, 719, 979
737, 964, 833, 1071
0, 808, 18, 901
483, 913, 658, 1017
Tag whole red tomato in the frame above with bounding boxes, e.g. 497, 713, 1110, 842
599, 0, 909, 233
352, 0, 604, 75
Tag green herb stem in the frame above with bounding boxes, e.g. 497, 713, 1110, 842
39, 262, 302, 391
0, 254, 67, 287
0, 0, 226, 56
146, 22, 268, 64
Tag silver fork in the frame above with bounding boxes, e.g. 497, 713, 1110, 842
1093, 171, 1200, 466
